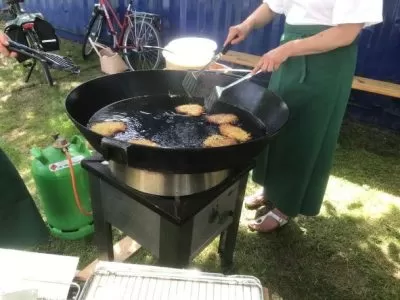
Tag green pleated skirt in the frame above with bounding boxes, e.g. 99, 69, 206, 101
252, 24, 358, 217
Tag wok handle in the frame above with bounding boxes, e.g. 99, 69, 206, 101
100, 137, 131, 164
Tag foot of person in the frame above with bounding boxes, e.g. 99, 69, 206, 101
244, 189, 265, 210
254, 205, 269, 219
248, 208, 288, 233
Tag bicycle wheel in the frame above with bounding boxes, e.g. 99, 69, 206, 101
82, 11, 104, 60
122, 16, 162, 71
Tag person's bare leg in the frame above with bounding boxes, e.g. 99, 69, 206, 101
244, 188, 266, 210
245, 188, 276, 212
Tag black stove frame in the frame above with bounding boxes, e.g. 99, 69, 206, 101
82, 155, 254, 270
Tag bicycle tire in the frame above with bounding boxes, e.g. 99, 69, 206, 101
122, 17, 162, 71
82, 11, 104, 60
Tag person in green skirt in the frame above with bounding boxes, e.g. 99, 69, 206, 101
224, 0, 383, 233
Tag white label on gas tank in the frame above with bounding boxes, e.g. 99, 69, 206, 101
48, 155, 85, 172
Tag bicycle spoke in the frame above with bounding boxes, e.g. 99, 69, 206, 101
129, 15, 137, 44
139, 23, 150, 41
137, 17, 146, 41
123, 16, 161, 70
84, 15, 103, 56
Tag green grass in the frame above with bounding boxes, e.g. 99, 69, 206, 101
1, 36, 399, 300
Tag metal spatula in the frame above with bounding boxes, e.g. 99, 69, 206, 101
204, 70, 262, 111
182, 42, 233, 97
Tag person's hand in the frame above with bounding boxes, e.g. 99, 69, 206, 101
252, 43, 292, 73
224, 22, 253, 46
0, 33, 17, 58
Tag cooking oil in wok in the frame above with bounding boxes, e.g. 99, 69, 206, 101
88, 95, 259, 148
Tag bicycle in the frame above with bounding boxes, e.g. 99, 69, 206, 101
1, 0, 24, 20
82, 0, 163, 71
3, 0, 57, 85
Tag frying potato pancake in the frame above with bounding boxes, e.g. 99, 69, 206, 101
205, 113, 239, 125
129, 138, 159, 147
90, 121, 127, 137
175, 104, 204, 117
219, 124, 251, 142
203, 135, 238, 148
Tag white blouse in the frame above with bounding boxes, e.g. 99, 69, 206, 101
263, 0, 383, 27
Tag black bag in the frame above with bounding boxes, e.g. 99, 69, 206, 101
4, 24, 30, 63
4, 16, 60, 63
33, 17, 60, 52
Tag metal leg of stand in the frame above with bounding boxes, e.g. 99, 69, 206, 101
25, 59, 36, 83
40, 62, 54, 86
158, 218, 193, 268
24, 59, 54, 86
89, 175, 114, 261
219, 173, 249, 273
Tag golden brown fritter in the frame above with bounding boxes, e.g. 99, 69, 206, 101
129, 138, 159, 147
203, 134, 238, 148
90, 121, 127, 137
205, 113, 239, 125
175, 104, 204, 117
219, 124, 251, 142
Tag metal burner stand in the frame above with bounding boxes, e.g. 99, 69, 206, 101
81, 155, 254, 271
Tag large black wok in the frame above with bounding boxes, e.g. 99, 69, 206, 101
65, 70, 289, 174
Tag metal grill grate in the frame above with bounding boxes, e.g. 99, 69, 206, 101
43, 52, 80, 73
79, 267, 263, 300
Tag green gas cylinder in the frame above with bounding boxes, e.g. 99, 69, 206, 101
30, 135, 94, 240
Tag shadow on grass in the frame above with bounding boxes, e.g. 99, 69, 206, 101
23, 204, 400, 299
30, 228, 125, 269
193, 205, 400, 300
0, 66, 102, 173
332, 120, 400, 197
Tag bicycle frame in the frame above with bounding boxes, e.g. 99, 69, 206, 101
96, 0, 154, 50
96, 0, 124, 48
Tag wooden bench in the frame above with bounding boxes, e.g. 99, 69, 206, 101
221, 51, 400, 99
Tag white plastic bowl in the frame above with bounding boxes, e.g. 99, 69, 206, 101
163, 37, 218, 70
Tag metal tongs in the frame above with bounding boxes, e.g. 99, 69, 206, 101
6, 39, 80, 74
